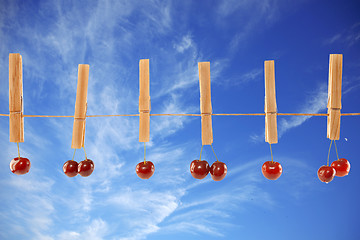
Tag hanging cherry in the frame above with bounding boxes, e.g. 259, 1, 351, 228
63, 160, 78, 177
331, 158, 350, 177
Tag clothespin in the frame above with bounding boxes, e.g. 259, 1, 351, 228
264, 60, 278, 144
327, 54, 342, 140
139, 59, 150, 142
9, 53, 24, 143
71, 64, 89, 149
198, 62, 213, 145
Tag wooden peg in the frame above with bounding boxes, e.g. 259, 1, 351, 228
264, 60, 278, 144
327, 54, 342, 140
139, 59, 150, 142
71, 64, 89, 149
198, 62, 213, 145
9, 53, 24, 143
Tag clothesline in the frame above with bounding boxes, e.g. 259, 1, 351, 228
1, 113, 360, 117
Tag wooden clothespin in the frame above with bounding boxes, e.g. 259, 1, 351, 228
71, 64, 89, 149
9, 53, 24, 143
139, 59, 150, 142
327, 54, 342, 140
198, 62, 213, 145
264, 60, 278, 144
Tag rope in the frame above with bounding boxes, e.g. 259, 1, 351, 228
0, 112, 359, 118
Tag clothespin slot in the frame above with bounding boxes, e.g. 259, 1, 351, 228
264, 60, 278, 144
139, 59, 150, 142
198, 62, 213, 145
327, 54, 342, 140
9, 53, 24, 143
71, 64, 89, 149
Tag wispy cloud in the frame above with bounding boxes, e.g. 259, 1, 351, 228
324, 22, 360, 47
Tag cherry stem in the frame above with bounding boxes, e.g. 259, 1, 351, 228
144, 142, 146, 164
269, 143, 274, 163
327, 140, 333, 166
72, 149, 76, 161
17, 142, 21, 160
199, 145, 204, 161
83, 146, 88, 160
334, 140, 339, 160
210, 145, 219, 162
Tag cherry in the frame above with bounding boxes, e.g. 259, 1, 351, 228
10, 157, 31, 175
190, 160, 210, 179
210, 161, 227, 181
78, 159, 95, 177
63, 160, 79, 177
331, 158, 350, 177
262, 161, 282, 180
136, 161, 155, 179
317, 165, 336, 183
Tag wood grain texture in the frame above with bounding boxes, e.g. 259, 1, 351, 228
198, 62, 213, 145
264, 60, 278, 144
139, 59, 150, 142
9, 53, 24, 142
327, 54, 342, 140
71, 64, 89, 149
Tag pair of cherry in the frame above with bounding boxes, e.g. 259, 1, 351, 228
63, 159, 95, 177
318, 158, 350, 183
190, 160, 227, 181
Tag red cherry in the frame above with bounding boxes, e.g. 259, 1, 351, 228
78, 159, 94, 177
331, 158, 350, 177
210, 161, 227, 181
190, 160, 210, 179
63, 160, 78, 177
262, 161, 282, 180
317, 165, 336, 183
136, 161, 155, 179
10, 157, 31, 175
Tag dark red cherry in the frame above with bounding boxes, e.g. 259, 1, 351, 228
190, 160, 210, 179
136, 161, 155, 179
331, 158, 350, 177
317, 165, 336, 183
262, 161, 282, 180
210, 161, 227, 181
63, 160, 78, 177
78, 159, 94, 177
10, 157, 31, 175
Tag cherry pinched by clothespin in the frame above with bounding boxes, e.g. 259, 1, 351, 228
318, 54, 350, 183
136, 59, 155, 180
9, 53, 31, 175
189, 62, 227, 182
262, 60, 282, 181
64, 64, 94, 178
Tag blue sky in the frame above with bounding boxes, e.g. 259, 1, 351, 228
1, 0, 360, 239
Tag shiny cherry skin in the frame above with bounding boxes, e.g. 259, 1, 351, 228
78, 159, 95, 177
210, 161, 227, 181
331, 158, 350, 177
136, 161, 155, 179
317, 165, 336, 183
10, 157, 31, 175
63, 160, 79, 177
190, 160, 210, 179
262, 161, 282, 180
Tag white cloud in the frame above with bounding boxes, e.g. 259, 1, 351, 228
174, 34, 193, 53
324, 22, 360, 47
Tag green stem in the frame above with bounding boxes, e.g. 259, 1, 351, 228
210, 145, 219, 162
269, 143, 274, 163
327, 140, 333, 166
17, 142, 21, 160
199, 145, 204, 161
